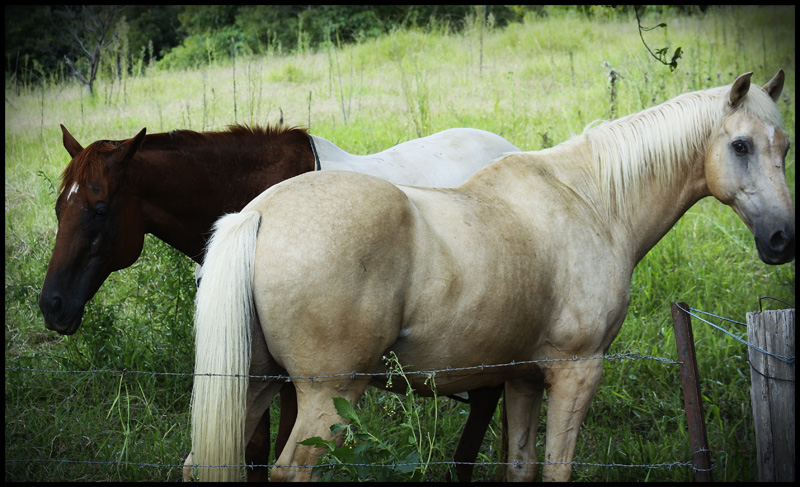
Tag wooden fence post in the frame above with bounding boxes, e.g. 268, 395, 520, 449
671, 302, 713, 482
746, 309, 795, 482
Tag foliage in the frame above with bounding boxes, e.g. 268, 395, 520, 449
6, 5, 524, 85
299, 353, 439, 481
634, 6, 683, 71
158, 26, 251, 70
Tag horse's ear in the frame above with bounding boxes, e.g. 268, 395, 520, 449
60, 124, 84, 158
126, 127, 147, 157
761, 69, 785, 103
112, 128, 147, 166
729, 72, 753, 108
106, 128, 147, 175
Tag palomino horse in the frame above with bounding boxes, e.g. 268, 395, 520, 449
38, 124, 518, 481
190, 70, 793, 481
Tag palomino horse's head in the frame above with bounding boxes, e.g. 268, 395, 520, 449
704, 70, 794, 265
39, 126, 148, 335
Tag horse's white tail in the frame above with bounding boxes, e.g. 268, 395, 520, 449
190, 210, 262, 481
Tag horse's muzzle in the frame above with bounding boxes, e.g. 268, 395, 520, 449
39, 292, 84, 335
756, 225, 795, 265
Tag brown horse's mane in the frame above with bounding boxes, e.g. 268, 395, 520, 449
58, 140, 119, 192
58, 124, 310, 193
166, 123, 308, 142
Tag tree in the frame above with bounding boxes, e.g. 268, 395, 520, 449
55, 5, 121, 96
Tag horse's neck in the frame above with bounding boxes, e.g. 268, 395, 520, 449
572, 134, 708, 265
134, 138, 313, 262
487, 136, 708, 267
623, 156, 708, 264
134, 156, 230, 261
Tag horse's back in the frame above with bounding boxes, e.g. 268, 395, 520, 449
309, 135, 351, 167
312, 128, 519, 187
381, 128, 519, 160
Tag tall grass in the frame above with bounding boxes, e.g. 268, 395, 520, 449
5, 6, 795, 481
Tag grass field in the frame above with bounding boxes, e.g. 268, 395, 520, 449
5, 6, 795, 481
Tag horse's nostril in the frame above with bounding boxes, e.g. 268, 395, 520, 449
51, 296, 63, 314
770, 229, 789, 251
41, 293, 62, 316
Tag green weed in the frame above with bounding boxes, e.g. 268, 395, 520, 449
299, 352, 440, 481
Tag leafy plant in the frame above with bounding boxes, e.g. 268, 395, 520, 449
634, 6, 682, 71
299, 352, 439, 481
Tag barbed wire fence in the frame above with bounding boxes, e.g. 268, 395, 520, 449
5, 304, 793, 479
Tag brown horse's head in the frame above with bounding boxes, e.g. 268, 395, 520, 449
39, 125, 147, 335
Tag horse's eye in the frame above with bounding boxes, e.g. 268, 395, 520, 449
94, 202, 107, 217
732, 140, 748, 156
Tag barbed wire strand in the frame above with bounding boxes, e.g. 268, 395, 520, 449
6, 352, 680, 382
6, 456, 709, 472
677, 304, 795, 364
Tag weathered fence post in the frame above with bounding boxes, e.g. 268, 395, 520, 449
746, 308, 795, 482
671, 302, 713, 482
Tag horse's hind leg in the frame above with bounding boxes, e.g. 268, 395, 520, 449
275, 383, 297, 458
271, 377, 372, 482
245, 383, 298, 481
185, 377, 282, 482
245, 410, 271, 481
503, 378, 545, 481
446, 385, 503, 482
244, 320, 285, 481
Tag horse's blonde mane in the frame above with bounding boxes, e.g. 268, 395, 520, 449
584, 82, 783, 217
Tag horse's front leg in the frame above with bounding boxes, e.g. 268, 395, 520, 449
503, 378, 545, 481
541, 361, 604, 481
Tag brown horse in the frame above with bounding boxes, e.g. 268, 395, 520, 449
39, 124, 518, 481
189, 70, 793, 481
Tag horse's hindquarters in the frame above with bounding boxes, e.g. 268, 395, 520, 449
250, 171, 415, 377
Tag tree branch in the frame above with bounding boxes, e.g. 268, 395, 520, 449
634, 6, 682, 71
62, 55, 89, 86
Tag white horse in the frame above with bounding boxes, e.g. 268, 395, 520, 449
312, 127, 520, 187
190, 70, 793, 481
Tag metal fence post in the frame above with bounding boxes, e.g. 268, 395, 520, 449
671, 302, 713, 482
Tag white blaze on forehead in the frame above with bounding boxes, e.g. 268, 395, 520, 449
67, 182, 79, 201
767, 124, 776, 145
